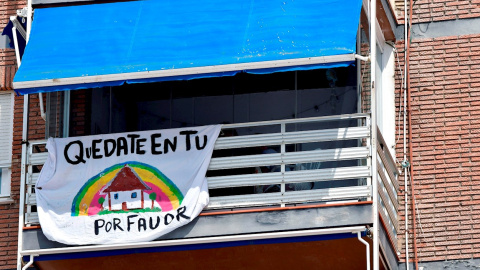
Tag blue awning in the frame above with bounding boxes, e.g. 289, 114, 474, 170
13, 0, 362, 95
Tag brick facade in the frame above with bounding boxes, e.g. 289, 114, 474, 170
1, 93, 45, 270
395, 0, 480, 24
396, 33, 480, 263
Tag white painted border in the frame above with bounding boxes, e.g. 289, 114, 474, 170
13, 54, 355, 90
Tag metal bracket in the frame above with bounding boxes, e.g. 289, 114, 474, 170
17, 7, 28, 18
354, 54, 370, 62
401, 160, 410, 168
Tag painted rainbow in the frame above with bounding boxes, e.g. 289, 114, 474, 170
71, 162, 183, 216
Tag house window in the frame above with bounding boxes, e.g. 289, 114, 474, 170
114, 193, 119, 200
0, 92, 14, 200
131, 192, 137, 199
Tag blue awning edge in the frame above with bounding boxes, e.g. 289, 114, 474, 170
13, 0, 363, 95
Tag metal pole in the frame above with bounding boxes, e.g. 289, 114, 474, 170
403, 0, 410, 268
369, 0, 379, 268
16, 94, 29, 270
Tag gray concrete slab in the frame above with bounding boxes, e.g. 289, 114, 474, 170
23, 204, 373, 251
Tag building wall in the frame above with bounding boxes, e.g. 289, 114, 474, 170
395, 0, 480, 24
2, 0, 480, 269
1, 93, 44, 270
393, 1, 480, 266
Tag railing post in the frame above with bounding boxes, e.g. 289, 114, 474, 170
370, 0, 379, 267
280, 123, 286, 207
17, 94, 29, 270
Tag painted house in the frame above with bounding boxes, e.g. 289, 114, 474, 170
102, 164, 151, 211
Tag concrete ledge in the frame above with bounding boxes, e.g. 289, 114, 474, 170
23, 203, 373, 251
399, 259, 480, 270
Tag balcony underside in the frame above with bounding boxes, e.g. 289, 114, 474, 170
22, 203, 383, 269
24, 203, 372, 250
32, 236, 383, 270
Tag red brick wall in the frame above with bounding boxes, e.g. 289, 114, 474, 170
396, 34, 480, 262
395, 0, 480, 24
1, 93, 45, 270
0, 3, 33, 268
0, 0, 25, 91
0, 50, 16, 90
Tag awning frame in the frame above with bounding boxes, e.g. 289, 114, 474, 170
13, 53, 358, 90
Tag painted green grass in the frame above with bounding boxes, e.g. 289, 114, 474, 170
98, 207, 162, 215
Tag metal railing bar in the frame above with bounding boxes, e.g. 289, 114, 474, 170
214, 126, 370, 150
208, 147, 370, 170
221, 113, 370, 129
208, 166, 371, 189
377, 180, 399, 232
206, 185, 371, 209
377, 161, 399, 210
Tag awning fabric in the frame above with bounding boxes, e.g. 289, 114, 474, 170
13, 0, 362, 94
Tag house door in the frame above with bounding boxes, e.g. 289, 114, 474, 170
122, 202, 127, 211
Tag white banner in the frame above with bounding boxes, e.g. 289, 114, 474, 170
36, 125, 221, 245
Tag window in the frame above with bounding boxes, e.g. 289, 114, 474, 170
376, 25, 396, 158
87, 68, 359, 135
114, 193, 119, 200
131, 192, 137, 199
0, 92, 13, 199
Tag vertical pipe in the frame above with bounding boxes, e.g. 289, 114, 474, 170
369, 0, 379, 269
406, 0, 419, 268
16, 94, 29, 270
280, 123, 286, 207
403, 0, 409, 269
18, 2, 32, 269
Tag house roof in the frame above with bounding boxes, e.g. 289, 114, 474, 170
103, 165, 152, 192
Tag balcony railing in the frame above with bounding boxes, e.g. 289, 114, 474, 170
21, 112, 397, 245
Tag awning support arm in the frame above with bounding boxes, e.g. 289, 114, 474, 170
9, 16, 22, 67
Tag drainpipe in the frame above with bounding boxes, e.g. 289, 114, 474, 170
21, 255, 37, 270
357, 232, 371, 270
406, 0, 419, 268
403, 0, 409, 269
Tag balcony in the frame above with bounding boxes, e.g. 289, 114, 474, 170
18, 113, 399, 269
